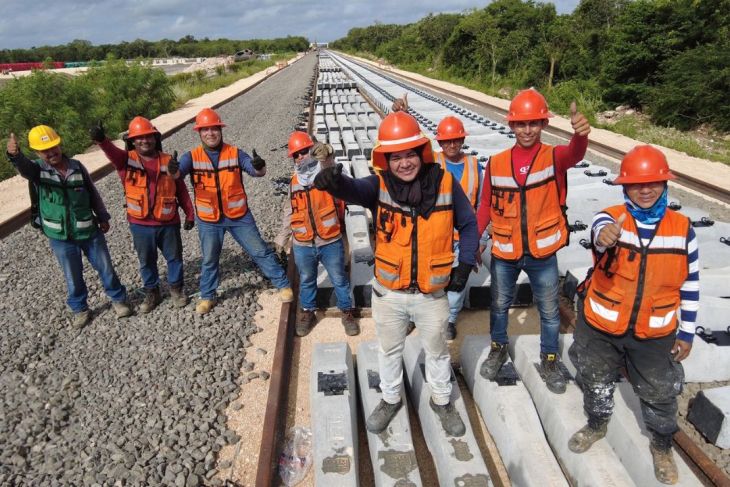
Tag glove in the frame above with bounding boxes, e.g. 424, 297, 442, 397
311, 141, 334, 162
167, 151, 179, 175
183, 220, 194, 231
89, 120, 106, 143
314, 163, 343, 191
251, 149, 266, 170
445, 261, 472, 293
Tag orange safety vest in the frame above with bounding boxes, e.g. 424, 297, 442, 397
583, 206, 690, 339
190, 144, 248, 223
374, 170, 455, 293
289, 173, 343, 242
124, 151, 178, 222
435, 152, 480, 208
489, 144, 568, 260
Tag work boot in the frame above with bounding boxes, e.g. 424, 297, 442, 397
195, 299, 217, 315
341, 309, 360, 336
169, 284, 189, 308
479, 342, 508, 380
540, 352, 567, 394
112, 301, 133, 318
568, 422, 607, 453
279, 287, 294, 303
446, 321, 457, 340
366, 399, 402, 434
430, 398, 466, 437
139, 286, 161, 314
72, 309, 91, 329
296, 309, 316, 337
651, 439, 679, 484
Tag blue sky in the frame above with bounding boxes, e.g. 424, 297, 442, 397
1, 0, 580, 50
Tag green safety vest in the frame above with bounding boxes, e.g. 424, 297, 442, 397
36, 159, 97, 241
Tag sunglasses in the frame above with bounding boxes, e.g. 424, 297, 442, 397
293, 148, 310, 159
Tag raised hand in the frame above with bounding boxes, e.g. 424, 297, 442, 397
251, 149, 266, 170
314, 163, 343, 191
570, 101, 591, 137
391, 93, 409, 112
167, 150, 180, 175
596, 213, 626, 248
6, 132, 19, 156
89, 120, 106, 143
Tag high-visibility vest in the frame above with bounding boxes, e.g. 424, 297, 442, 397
489, 143, 568, 260
289, 173, 342, 242
374, 171, 455, 293
190, 144, 248, 223
583, 205, 690, 339
434, 152, 479, 207
36, 159, 97, 241
124, 151, 178, 222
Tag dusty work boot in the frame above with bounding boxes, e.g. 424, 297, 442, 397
341, 309, 360, 336
366, 399, 402, 434
112, 300, 134, 318
430, 398, 466, 437
540, 352, 567, 394
479, 342, 509, 380
651, 439, 679, 484
296, 309, 316, 337
195, 299, 217, 315
139, 287, 161, 314
169, 284, 189, 308
446, 321, 457, 340
72, 309, 91, 329
279, 287, 294, 303
568, 422, 608, 453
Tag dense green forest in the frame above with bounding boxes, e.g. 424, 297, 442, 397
0, 35, 309, 63
331, 0, 730, 133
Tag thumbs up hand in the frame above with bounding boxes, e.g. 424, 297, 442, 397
6, 132, 19, 156
596, 213, 626, 248
391, 93, 409, 112
570, 101, 591, 137
251, 149, 266, 170
167, 150, 179, 175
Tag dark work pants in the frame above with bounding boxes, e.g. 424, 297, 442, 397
569, 300, 684, 445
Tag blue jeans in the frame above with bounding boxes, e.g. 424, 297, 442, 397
48, 231, 127, 313
129, 223, 183, 289
292, 239, 352, 311
197, 220, 290, 300
490, 254, 560, 354
447, 241, 467, 323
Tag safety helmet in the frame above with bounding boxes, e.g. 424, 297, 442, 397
612, 145, 676, 185
193, 108, 226, 131
435, 116, 468, 141
28, 125, 61, 151
372, 112, 434, 170
506, 89, 553, 122
127, 116, 159, 139
288, 131, 314, 157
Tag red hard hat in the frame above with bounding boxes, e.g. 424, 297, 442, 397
613, 145, 676, 185
435, 116, 467, 141
193, 108, 226, 131
288, 131, 314, 157
127, 116, 159, 139
507, 89, 553, 122
372, 112, 433, 170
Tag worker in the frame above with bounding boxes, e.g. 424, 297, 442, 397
476, 89, 591, 394
314, 111, 478, 437
274, 131, 359, 336
91, 118, 195, 312
568, 145, 697, 484
173, 108, 292, 314
6, 127, 133, 328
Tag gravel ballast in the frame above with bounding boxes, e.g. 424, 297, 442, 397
0, 53, 316, 486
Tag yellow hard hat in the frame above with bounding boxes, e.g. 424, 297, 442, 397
28, 125, 61, 151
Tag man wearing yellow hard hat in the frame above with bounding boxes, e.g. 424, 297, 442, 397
6, 125, 133, 328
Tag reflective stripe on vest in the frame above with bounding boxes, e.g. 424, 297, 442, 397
290, 173, 342, 242
124, 151, 179, 222
489, 144, 568, 260
191, 144, 248, 223
374, 171, 455, 293
583, 206, 690, 339
435, 152, 479, 207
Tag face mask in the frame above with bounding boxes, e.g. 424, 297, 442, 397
295, 156, 321, 186
624, 186, 668, 224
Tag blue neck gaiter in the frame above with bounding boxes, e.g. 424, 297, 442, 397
623, 186, 668, 224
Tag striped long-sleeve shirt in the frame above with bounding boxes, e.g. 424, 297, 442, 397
592, 212, 699, 342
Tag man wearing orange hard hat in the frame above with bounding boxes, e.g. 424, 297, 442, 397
568, 145, 698, 484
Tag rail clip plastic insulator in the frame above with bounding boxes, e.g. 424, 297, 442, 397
570, 220, 588, 232
579, 238, 592, 249
584, 169, 608, 177
575, 160, 589, 168
669, 202, 683, 210
720, 236, 730, 246
603, 178, 614, 186
691, 217, 715, 228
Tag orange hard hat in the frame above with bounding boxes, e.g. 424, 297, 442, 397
193, 108, 226, 131
507, 89, 553, 122
372, 112, 433, 170
288, 131, 314, 157
613, 145, 676, 185
127, 116, 159, 139
435, 116, 467, 141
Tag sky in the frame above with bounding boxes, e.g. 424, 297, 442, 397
1, 0, 580, 50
